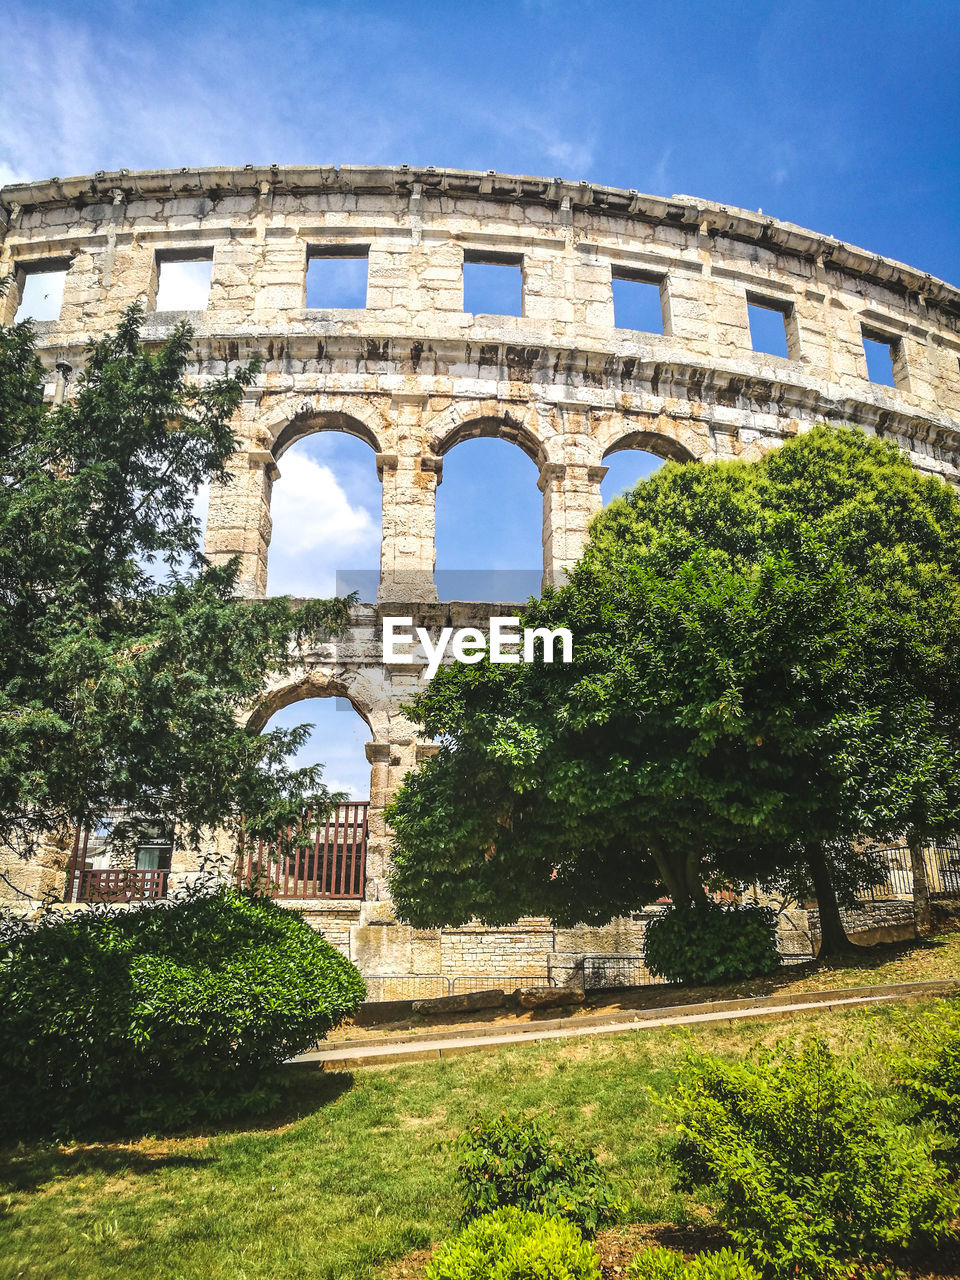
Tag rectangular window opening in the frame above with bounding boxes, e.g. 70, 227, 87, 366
463, 250, 522, 317
611, 269, 664, 334
155, 252, 213, 312
306, 247, 369, 309
15, 263, 68, 322
747, 295, 791, 359
862, 328, 898, 388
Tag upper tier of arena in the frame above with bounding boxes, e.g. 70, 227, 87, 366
3, 164, 959, 601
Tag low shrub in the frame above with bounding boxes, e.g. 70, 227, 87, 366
424, 1207, 600, 1280
629, 1247, 760, 1280
0, 885, 366, 1139
455, 1112, 622, 1237
668, 1036, 957, 1280
643, 902, 780, 986
900, 999, 960, 1159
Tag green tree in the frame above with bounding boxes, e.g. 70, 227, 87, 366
387, 427, 960, 957
0, 304, 350, 867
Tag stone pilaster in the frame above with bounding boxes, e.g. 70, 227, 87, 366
378, 397, 440, 602
539, 461, 607, 588
364, 740, 392, 901
204, 449, 276, 597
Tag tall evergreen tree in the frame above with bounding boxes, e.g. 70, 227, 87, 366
0, 303, 350, 864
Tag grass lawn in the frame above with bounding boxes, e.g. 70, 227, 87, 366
2, 941, 958, 1280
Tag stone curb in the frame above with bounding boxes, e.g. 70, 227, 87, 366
292, 978, 959, 1070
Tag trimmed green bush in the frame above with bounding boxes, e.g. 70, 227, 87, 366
669, 1037, 958, 1280
900, 999, 960, 1159
424, 1208, 600, 1280
628, 1248, 760, 1280
0, 885, 366, 1139
455, 1112, 622, 1237
643, 903, 779, 985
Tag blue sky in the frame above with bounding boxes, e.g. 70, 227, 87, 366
5, 0, 958, 795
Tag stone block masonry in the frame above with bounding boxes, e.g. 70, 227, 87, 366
3, 165, 957, 985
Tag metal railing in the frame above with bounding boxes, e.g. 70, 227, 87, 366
858, 841, 960, 902
362, 973, 554, 1003
581, 955, 668, 991
236, 802, 368, 899
65, 824, 172, 903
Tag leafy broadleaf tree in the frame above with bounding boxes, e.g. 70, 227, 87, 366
388, 427, 960, 956
0, 303, 351, 866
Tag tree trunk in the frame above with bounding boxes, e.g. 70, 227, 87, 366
650, 844, 687, 906
806, 843, 852, 959
907, 831, 932, 937
684, 849, 710, 911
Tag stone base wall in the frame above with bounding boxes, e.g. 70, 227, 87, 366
283, 908, 656, 996
780, 898, 918, 959
0, 830, 74, 907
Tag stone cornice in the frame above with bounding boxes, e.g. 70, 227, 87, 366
31, 328, 960, 461
2, 164, 958, 318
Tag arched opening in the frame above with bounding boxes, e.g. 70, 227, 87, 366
601, 431, 695, 505
262, 695, 370, 800
434, 432, 543, 601
237, 694, 372, 900
601, 449, 666, 504
266, 429, 381, 599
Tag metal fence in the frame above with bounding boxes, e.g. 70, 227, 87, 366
362, 973, 554, 1003
858, 841, 960, 902
71, 867, 170, 903
581, 955, 668, 991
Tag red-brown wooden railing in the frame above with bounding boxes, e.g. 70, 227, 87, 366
71, 867, 170, 902
65, 826, 172, 903
236, 802, 368, 899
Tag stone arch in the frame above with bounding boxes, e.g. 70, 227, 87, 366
598, 422, 705, 464
428, 404, 548, 597
429, 402, 550, 469
272, 409, 384, 461
245, 667, 387, 742
254, 393, 391, 459
256, 399, 387, 600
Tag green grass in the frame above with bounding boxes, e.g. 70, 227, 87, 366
1, 994, 956, 1280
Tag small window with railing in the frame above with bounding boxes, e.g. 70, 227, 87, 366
67, 811, 174, 903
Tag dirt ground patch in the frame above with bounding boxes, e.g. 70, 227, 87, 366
384, 1220, 960, 1280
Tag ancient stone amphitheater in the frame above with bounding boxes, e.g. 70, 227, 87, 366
3, 165, 959, 995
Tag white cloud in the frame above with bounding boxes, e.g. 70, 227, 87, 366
0, 4, 420, 187
155, 260, 211, 312
0, 3, 599, 192
266, 454, 379, 597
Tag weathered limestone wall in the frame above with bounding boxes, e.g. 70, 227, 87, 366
3, 166, 958, 983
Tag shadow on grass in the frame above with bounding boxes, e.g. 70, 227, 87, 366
0, 1143, 216, 1196
0, 1067, 355, 1194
